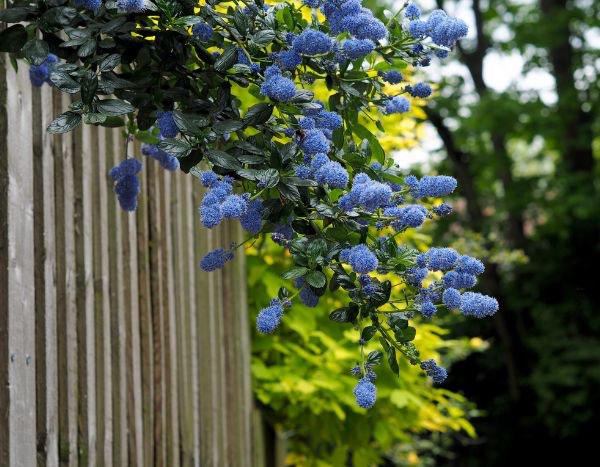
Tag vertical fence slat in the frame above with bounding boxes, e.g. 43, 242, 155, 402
106, 130, 128, 467
33, 80, 59, 467
0, 51, 37, 467
2, 64, 259, 467
73, 122, 97, 466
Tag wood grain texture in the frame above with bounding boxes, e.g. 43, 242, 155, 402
0, 68, 261, 467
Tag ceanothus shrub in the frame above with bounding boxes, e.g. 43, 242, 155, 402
0, 0, 497, 409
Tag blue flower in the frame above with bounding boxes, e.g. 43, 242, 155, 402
310, 153, 330, 170
405, 3, 421, 20
295, 278, 321, 307
314, 110, 343, 130
116, 0, 146, 13
240, 199, 263, 234
141, 144, 179, 171
416, 175, 457, 198
342, 39, 375, 60
405, 267, 428, 287
407, 82, 432, 98
420, 300, 437, 318
110, 159, 142, 211
156, 111, 178, 138
299, 117, 316, 130
295, 164, 313, 179
384, 96, 410, 114
340, 244, 378, 274
237, 48, 251, 66
192, 22, 213, 41
442, 271, 477, 289
339, 173, 393, 212
433, 203, 453, 216
418, 248, 459, 271
29, 53, 58, 87
454, 255, 485, 275
200, 204, 223, 228
200, 248, 234, 271
303, 0, 323, 7
221, 194, 248, 218
256, 300, 284, 334
430, 17, 468, 47
381, 70, 403, 84
74, 0, 101, 10
353, 378, 377, 408
293, 29, 333, 55
459, 292, 499, 318
200, 170, 219, 188
315, 161, 348, 188
277, 50, 302, 70
300, 129, 330, 155
443, 288, 462, 309
260, 66, 297, 102
409, 20, 429, 38
272, 224, 294, 245
420, 359, 447, 383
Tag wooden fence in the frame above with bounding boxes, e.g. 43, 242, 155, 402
0, 54, 274, 466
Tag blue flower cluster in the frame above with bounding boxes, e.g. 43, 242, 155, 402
324, 0, 388, 42
380, 70, 403, 84
338, 173, 393, 212
260, 66, 297, 102
384, 96, 411, 114
199, 172, 254, 229
383, 204, 428, 230
141, 144, 179, 171
412, 175, 458, 198
200, 248, 234, 272
420, 359, 447, 383
256, 299, 285, 334
116, 0, 146, 13
342, 39, 375, 60
74, 0, 101, 11
353, 378, 377, 408
29, 53, 58, 87
292, 29, 333, 55
406, 82, 432, 98
340, 244, 378, 274
109, 159, 142, 211
156, 111, 178, 138
192, 22, 213, 41
408, 9, 468, 48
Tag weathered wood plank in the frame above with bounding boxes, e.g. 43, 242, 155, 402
134, 142, 154, 467
0, 52, 37, 467
32, 80, 59, 467
73, 122, 97, 466
106, 130, 128, 467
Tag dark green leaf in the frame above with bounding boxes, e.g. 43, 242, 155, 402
361, 326, 378, 342
386, 346, 399, 376
99, 116, 125, 128
329, 307, 350, 323
0, 25, 27, 53
158, 139, 193, 158
281, 267, 308, 280
290, 89, 314, 103
367, 350, 383, 365
305, 271, 326, 288
78, 39, 96, 58
21, 39, 49, 65
40, 7, 78, 29
96, 99, 135, 116
84, 113, 106, 124
205, 149, 242, 170
282, 176, 317, 187
353, 124, 385, 164
257, 169, 279, 188
80, 76, 98, 105
98, 54, 120, 72
214, 46, 237, 72
213, 119, 243, 134
278, 182, 301, 203
243, 103, 273, 126
398, 326, 416, 343
49, 70, 80, 93
47, 112, 81, 134
0, 7, 36, 23
251, 29, 276, 46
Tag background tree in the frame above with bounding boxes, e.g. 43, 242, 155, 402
408, 0, 600, 463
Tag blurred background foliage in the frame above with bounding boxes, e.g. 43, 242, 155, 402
246, 0, 600, 465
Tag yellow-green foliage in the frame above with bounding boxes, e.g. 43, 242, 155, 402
248, 240, 481, 466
